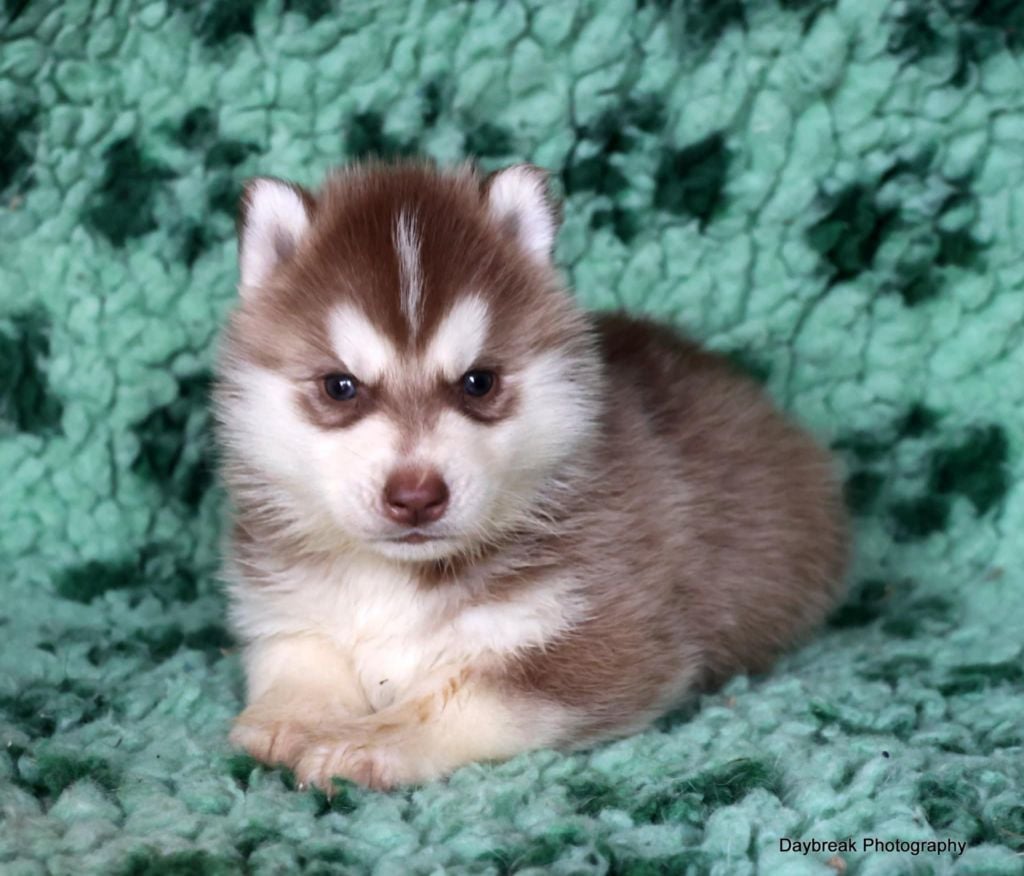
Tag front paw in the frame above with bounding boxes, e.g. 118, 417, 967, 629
229, 709, 311, 768
295, 736, 409, 792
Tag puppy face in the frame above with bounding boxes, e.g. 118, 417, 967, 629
215, 162, 602, 563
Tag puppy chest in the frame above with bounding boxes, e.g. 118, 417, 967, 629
322, 576, 475, 711
251, 560, 579, 711
339, 585, 579, 711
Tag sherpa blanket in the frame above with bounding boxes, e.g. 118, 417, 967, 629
2, 0, 1022, 873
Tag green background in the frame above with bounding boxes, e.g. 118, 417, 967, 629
1, 0, 1022, 873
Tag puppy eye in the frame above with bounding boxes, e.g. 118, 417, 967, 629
323, 373, 358, 401
461, 369, 495, 398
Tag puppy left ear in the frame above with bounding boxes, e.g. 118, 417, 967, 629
483, 165, 561, 262
237, 177, 316, 294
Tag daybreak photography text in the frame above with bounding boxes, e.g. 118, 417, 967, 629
779, 837, 967, 856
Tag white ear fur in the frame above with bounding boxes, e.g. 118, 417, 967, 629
238, 178, 313, 292
485, 165, 558, 261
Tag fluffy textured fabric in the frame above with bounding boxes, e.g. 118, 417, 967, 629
1, 1, 1022, 873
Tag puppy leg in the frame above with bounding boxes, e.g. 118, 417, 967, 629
230, 634, 371, 769
295, 671, 573, 791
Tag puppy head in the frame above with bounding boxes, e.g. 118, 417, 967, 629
215, 161, 602, 563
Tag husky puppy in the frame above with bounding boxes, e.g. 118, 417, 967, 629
214, 161, 848, 791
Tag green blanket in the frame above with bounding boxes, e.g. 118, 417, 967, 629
2, 0, 1022, 873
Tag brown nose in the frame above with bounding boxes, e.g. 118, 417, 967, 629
383, 468, 449, 526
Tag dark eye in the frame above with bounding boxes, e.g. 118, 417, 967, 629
461, 369, 495, 398
323, 373, 358, 401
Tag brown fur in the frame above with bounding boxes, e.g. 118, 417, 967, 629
502, 313, 848, 738
225, 162, 584, 371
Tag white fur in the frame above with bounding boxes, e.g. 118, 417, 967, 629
217, 362, 401, 547
486, 165, 556, 260
423, 295, 491, 379
218, 363, 324, 505
242, 633, 370, 712
239, 179, 311, 291
229, 549, 584, 713
490, 348, 600, 473
394, 210, 424, 336
329, 304, 399, 382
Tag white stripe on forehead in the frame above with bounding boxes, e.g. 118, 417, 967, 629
424, 295, 491, 379
328, 304, 398, 382
394, 210, 423, 336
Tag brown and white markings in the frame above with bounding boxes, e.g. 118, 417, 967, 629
214, 160, 849, 791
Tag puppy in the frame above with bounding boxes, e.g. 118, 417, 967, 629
214, 160, 848, 791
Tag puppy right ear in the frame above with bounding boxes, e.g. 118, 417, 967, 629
482, 164, 560, 264
237, 178, 315, 294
